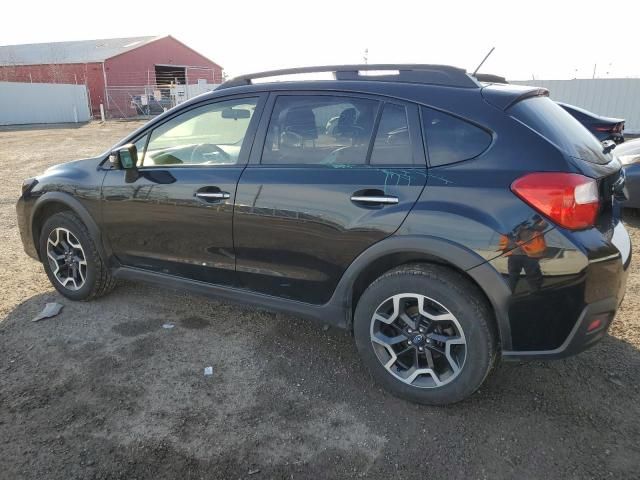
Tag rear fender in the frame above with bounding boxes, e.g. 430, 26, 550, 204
333, 235, 512, 348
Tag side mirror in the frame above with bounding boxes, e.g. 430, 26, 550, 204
110, 144, 138, 169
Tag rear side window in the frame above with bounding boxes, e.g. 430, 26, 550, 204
262, 95, 378, 165
509, 96, 609, 165
421, 107, 492, 167
370, 103, 413, 165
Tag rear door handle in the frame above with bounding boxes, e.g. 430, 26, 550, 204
350, 194, 399, 205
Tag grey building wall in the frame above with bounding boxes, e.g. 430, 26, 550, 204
0, 82, 90, 125
512, 79, 640, 134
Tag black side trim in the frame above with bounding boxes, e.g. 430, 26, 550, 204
114, 267, 348, 328
113, 235, 513, 344
331, 235, 513, 345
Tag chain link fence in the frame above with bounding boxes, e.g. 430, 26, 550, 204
104, 66, 220, 119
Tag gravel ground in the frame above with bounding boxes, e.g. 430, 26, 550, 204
1, 122, 639, 479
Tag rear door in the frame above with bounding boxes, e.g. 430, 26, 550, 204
233, 92, 427, 304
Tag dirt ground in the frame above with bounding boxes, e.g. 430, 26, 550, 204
1, 122, 639, 480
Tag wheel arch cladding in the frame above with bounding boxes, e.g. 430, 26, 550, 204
342, 235, 510, 348
31, 193, 103, 261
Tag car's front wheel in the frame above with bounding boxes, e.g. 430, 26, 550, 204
39, 211, 116, 301
354, 264, 498, 405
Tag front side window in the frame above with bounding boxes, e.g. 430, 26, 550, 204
262, 95, 379, 165
141, 98, 258, 167
422, 107, 492, 167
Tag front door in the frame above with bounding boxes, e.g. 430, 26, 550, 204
233, 93, 427, 303
101, 95, 263, 285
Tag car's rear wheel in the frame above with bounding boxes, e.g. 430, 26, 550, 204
354, 264, 497, 405
39, 211, 116, 301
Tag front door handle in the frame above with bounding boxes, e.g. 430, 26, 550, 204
195, 186, 231, 202
196, 192, 230, 200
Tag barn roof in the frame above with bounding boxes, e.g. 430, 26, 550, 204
0, 36, 162, 66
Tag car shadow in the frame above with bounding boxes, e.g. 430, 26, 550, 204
2, 284, 640, 478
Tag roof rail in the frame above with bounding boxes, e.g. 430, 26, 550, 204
217, 64, 480, 90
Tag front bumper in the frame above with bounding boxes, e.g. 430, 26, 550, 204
16, 196, 39, 260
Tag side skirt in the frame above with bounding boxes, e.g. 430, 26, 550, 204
113, 266, 350, 329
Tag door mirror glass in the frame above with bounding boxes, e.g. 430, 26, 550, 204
113, 144, 138, 169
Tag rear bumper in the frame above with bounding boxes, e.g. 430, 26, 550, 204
502, 296, 620, 360
490, 220, 630, 358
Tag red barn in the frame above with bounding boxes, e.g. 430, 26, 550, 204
0, 35, 223, 118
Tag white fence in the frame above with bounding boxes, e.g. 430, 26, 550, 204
512, 78, 640, 134
0, 81, 91, 126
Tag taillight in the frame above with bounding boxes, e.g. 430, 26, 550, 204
595, 123, 624, 133
511, 172, 599, 230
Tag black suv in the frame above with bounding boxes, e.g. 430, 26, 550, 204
17, 65, 631, 405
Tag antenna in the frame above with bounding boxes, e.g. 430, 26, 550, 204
472, 47, 495, 76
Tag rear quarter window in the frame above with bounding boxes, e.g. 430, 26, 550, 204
421, 107, 492, 167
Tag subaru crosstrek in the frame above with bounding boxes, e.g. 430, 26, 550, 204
16, 65, 631, 405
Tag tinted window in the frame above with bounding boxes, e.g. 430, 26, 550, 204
510, 96, 609, 165
421, 107, 492, 166
262, 95, 378, 165
370, 104, 413, 165
142, 98, 258, 167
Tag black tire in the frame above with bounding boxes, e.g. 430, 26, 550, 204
353, 263, 498, 405
39, 211, 116, 301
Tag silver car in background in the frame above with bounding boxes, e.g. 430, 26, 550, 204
616, 138, 640, 209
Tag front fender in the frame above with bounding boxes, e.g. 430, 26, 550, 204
30, 192, 108, 262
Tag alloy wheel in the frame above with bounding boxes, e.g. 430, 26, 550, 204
46, 227, 88, 291
370, 293, 466, 388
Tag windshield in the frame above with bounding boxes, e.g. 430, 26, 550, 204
509, 96, 611, 165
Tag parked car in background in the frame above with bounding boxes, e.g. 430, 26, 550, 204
16, 64, 631, 405
615, 138, 640, 209
558, 102, 625, 144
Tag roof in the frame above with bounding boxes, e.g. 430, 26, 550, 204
0, 36, 161, 66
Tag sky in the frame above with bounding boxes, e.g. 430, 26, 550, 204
2, 0, 639, 80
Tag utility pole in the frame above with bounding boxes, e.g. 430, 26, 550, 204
363, 48, 368, 65
592, 64, 597, 79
